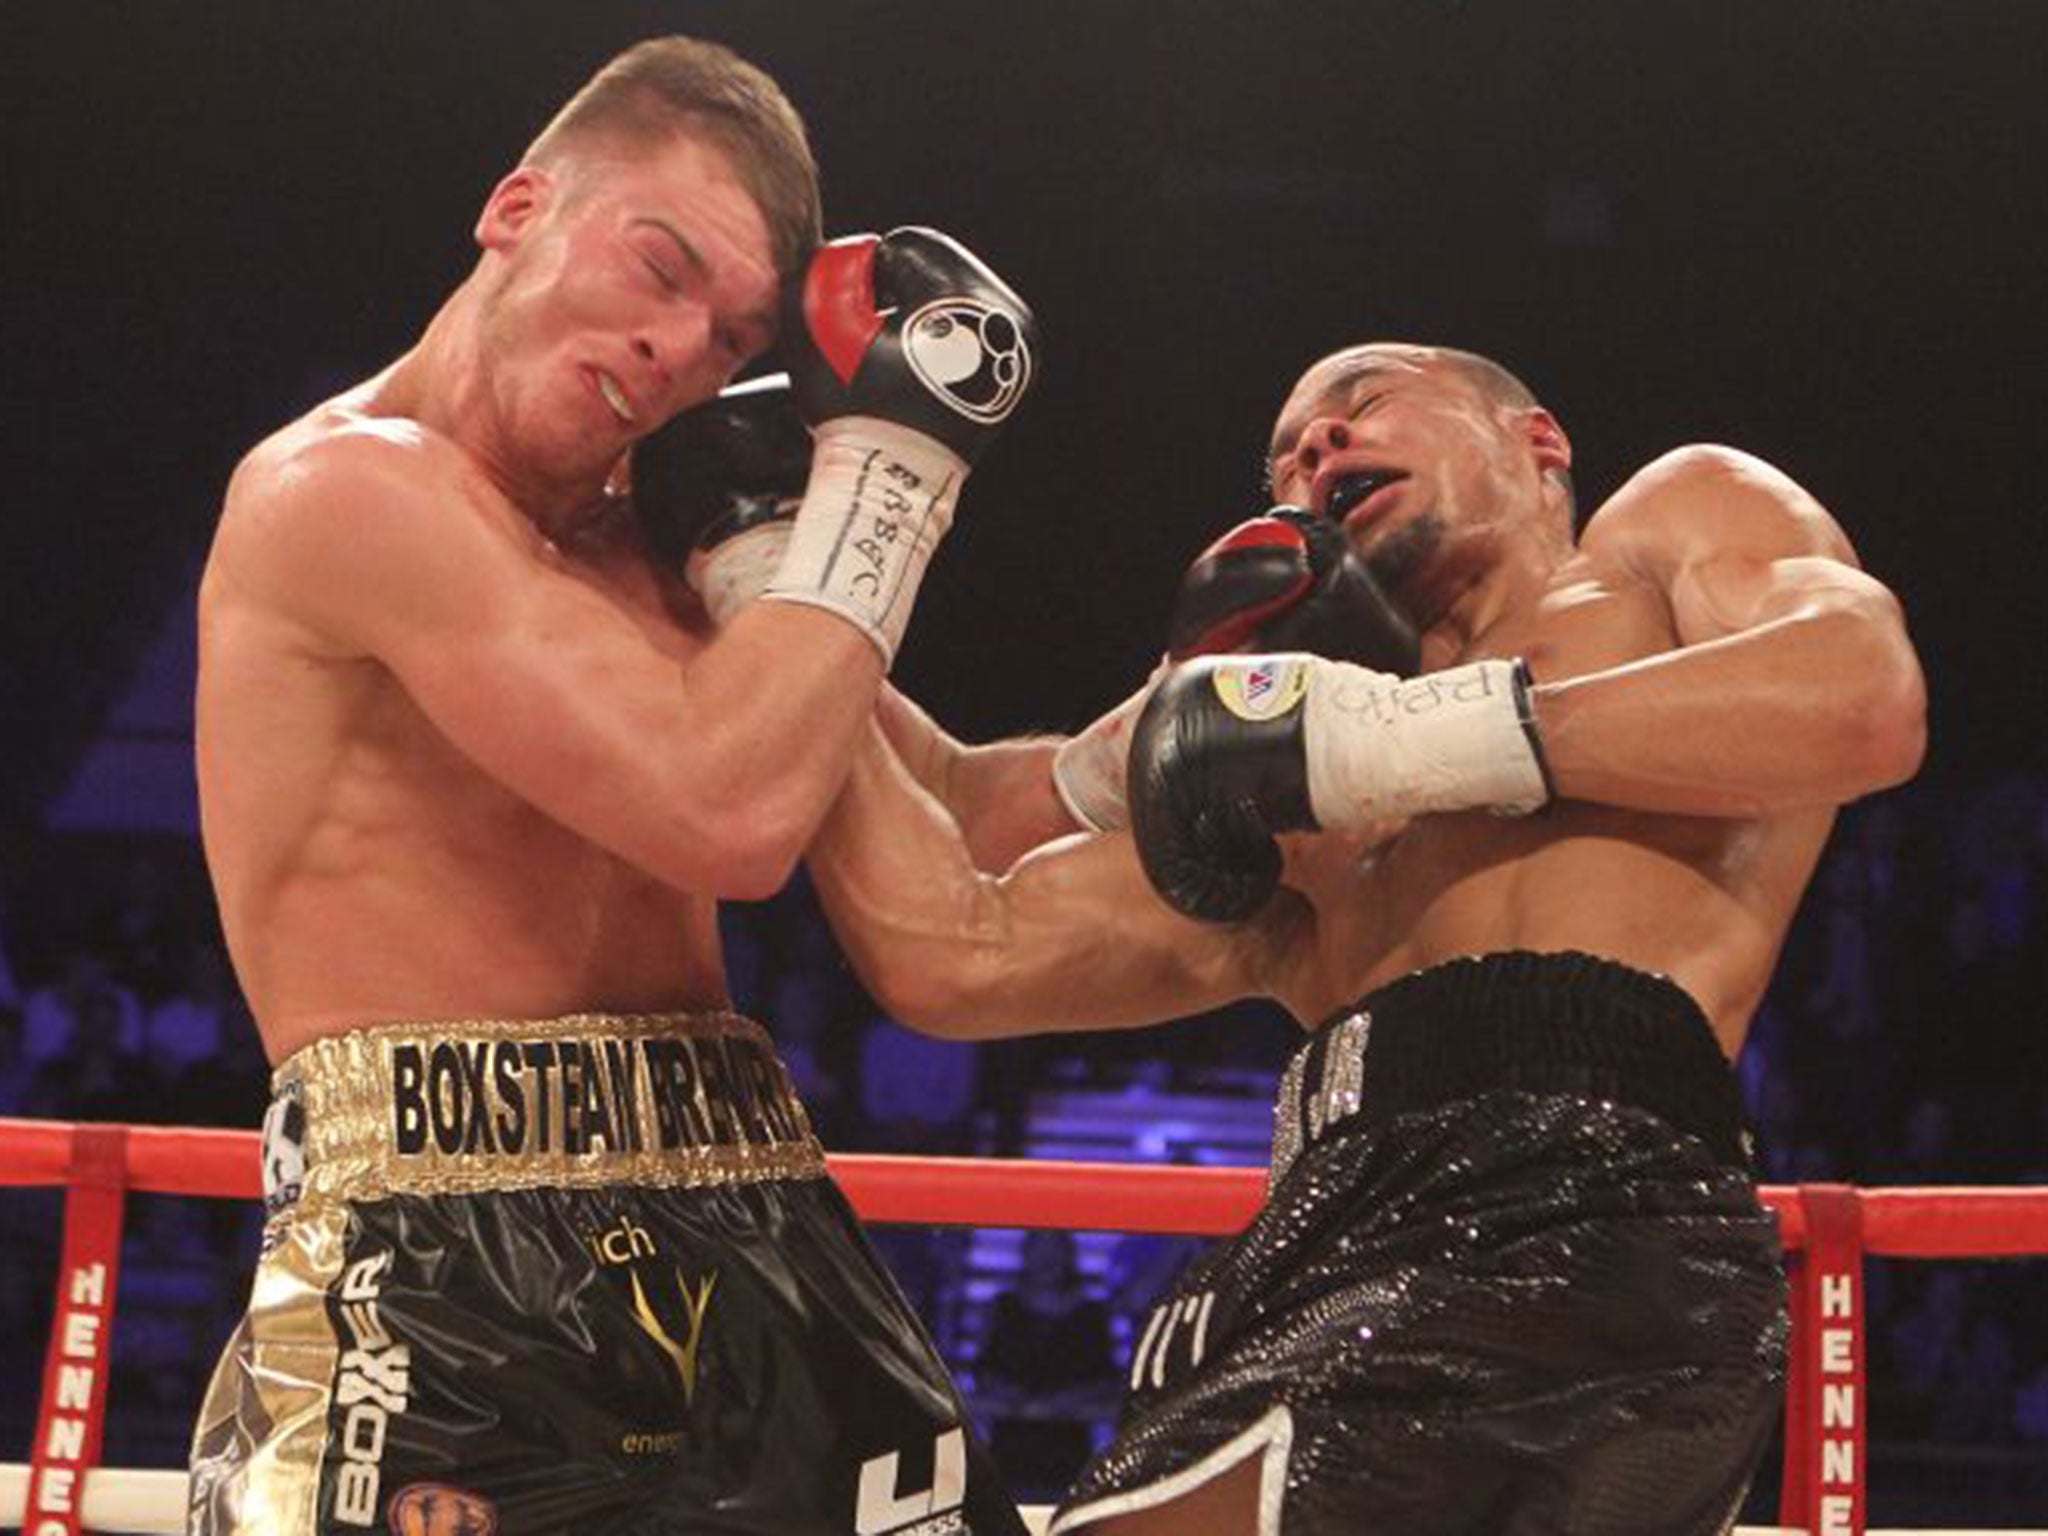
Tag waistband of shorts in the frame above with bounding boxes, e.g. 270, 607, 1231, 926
267, 1011, 825, 1202
1272, 951, 1751, 1183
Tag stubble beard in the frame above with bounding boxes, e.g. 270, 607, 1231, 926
1362, 509, 1443, 603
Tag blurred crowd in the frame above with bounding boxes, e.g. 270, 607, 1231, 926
1, 770, 2045, 1511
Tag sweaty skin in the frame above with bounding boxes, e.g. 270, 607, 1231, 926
200, 134, 883, 1064
807, 344, 1926, 1059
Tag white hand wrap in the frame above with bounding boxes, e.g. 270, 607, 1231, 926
1050, 661, 1168, 832
758, 415, 965, 665
1304, 657, 1552, 823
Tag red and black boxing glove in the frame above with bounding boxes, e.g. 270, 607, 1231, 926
783, 226, 1037, 465
1170, 507, 1418, 673
692, 228, 1038, 663
1052, 507, 1419, 832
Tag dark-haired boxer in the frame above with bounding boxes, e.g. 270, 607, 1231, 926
187, 34, 1037, 1536
804, 341, 1926, 1535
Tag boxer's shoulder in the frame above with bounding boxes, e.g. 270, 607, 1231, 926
220, 396, 543, 604
226, 402, 461, 536
1580, 443, 1851, 577
207, 403, 514, 668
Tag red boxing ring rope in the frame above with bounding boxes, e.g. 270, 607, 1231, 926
6, 1119, 2047, 1252
5, 1116, 2048, 1536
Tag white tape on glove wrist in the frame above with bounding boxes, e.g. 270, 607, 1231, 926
1050, 661, 1168, 832
759, 416, 966, 665
1304, 657, 1552, 823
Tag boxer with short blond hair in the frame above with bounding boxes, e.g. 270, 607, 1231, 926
188, 34, 1035, 1536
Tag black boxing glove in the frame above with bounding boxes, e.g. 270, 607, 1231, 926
1130, 653, 1553, 923
1051, 508, 1418, 832
1128, 657, 1320, 924
761, 226, 1038, 662
632, 373, 809, 571
1169, 507, 1419, 675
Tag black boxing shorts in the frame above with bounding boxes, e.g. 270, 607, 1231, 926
1053, 951, 1788, 1536
188, 1012, 1025, 1536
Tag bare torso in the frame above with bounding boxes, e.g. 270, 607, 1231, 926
1271, 541, 1832, 1054
199, 387, 727, 1064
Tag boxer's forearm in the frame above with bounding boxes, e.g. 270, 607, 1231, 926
876, 686, 1082, 869
809, 722, 1263, 1038
1534, 585, 1925, 817
948, 740, 1078, 869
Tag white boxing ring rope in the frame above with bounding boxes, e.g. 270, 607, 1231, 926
0, 1473, 2036, 1536
4, 1118, 2047, 1536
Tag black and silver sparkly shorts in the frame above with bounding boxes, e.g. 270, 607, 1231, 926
1054, 951, 1787, 1536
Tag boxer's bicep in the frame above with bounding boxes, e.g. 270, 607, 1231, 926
1591, 443, 1863, 644
1670, 550, 1903, 649
1539, 446, 1924, 813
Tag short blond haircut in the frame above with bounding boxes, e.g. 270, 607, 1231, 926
526, 36, 821, 279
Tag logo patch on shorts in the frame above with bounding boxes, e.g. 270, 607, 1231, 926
386, 1033, 806, 1161
579, 1213, 719, 1403
333, 1251, 411, 1527
626, 1267, 718, 1404
261, 1079, 307, 1228
385, 1482, 497, 1536
854, 1428, 967, 1536
1128, 1289, 1217, 1394
1213, 658, 1309, 722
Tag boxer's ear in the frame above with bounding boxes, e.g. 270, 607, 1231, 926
1522, 409, 1576, 524
1523, 408, 1571, 478
475, 166, 557, 252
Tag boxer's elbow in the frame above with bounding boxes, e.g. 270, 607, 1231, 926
1760, 586, 1928, 807
1830, 604, 1928, 797
657, 796, 810, 901
714, 845, 802, 902
863, 957, 1009, 1040
718, 835, 808, 902
863, 933, 1065, 1041
1847, 650, 1927, 795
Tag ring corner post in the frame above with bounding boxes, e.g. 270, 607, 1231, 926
25, 1122, 133, 1536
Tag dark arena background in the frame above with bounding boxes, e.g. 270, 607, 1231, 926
4, 2, 2047, 1529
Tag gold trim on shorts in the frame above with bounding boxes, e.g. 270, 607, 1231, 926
189, 1201, 350, 1534
273, 1010, 825, 1202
